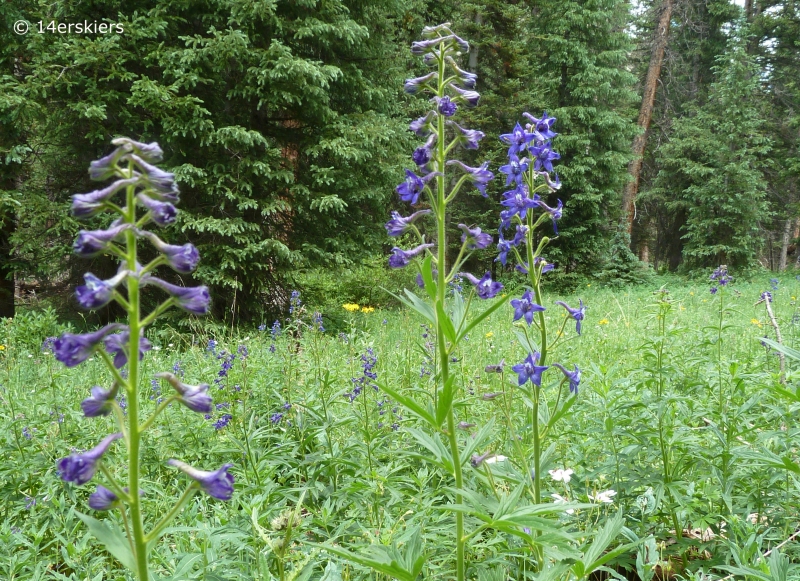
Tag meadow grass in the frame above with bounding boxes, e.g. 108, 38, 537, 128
2, 273, 799, 580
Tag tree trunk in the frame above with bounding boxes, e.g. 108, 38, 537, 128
0, 216, 14, 318
779, 217, 793, 271
622, 0, 674, 236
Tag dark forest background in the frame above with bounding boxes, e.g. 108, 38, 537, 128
1, 0, 797, 321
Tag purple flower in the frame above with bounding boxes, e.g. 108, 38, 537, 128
500, 187, 539, 219
445, 56, 477, 89
75, 271, 127, 310
412, 146, 431, 166
57, 433, 122, 485
411, 35, 469, 56
535, 256, 555, 274
496, 234, 512, 266
213, 414, 232, 430
54, 323, 123, 367
126, 154, 179, 199
541, 171, 562, 191
88, 485, 119, 510
458, 224, 492, 250
448, 83, 480, 107
104, 331, 153, 368
552, 363, 581, 394
73, 224, 129, 257
499, 123, 536, 156
437, 95, 458, 116
409, 111, 436, 136
457, 421, 477, 430
529, 141, 560, 173
146, 277, 211, 315
270, 412, 283, 423
110, 137, 164, 163
89, 150, 127, 181
461, 272, 503, 299
385, 209, 431, 237
523, 111, 558, 141
143, 233, 199, 273
396, 169, 439, 205
761, 291, 773, 303
484, 359, 505, 373
446, 160, 493, 197
511, 290, 546, 325
536, 199, 563, 234
447, 121, 484, 149
512, 352, 548, 387
404, 72, 437, 94
512, 225, 529, 246
168, 460, 235, 500
389, 243, 435, 268
710, 287, 718, 295
137, 194, 177, 227
416, 267, 438, 288
72, 178, 140, 218
81, 384, 119, 417
155, 372, 213, 413
499, 154, 529, 186
555, 299, 586, 335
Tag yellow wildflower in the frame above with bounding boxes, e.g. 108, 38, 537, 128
598, 318, 609, 325
751, 318, 763, 328
689, 291, 694, 296
343, 303, 360, 312
485, 332, 494, 338
587, 284, 592, 287
360, 306, 375, 313
0, 345, 5, 350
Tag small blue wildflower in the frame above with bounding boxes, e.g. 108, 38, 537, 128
258, 324, 266, 331
270, 413, 283, 423
213, 414, 232, 430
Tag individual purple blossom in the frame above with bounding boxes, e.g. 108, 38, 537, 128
461, 272, 503, 299
42, 336, 57, 353
541, 171, 562, 191
496, 234, 512, 266
88, 485, 124, 511
167, 460, 235, 500
271, 320, 281, 339
389, 243, 435, 268
155, 372, 213, 413
512, 352, 548, 387
81, 384, 119, 417
445, 56, 477, 88
72, 178, 139, 217
146, 277, 210, 315
484, 359, 505, 373
536, 199, 563, 234
270, 413, 284, 423
75, 271, 127, 310
555, 299, 586, 335
142, 232, 199, 273
529, 141, 561, 173
499, 154, 529, 186
411, 35, 469, 56
458, 224, 492, 250
137, 194, 177, 227
447, 121, 484, 149
385, 209, 431, 237
54, 323, 122, 367
710, 266, 732, 286
457, 421, 476, 430
437, 95, 458, 116
126, 154, 179, 199
73, 224, 129, 257
448, 83, 480, 107
416, 267, 438, 288
511, 225, 529, 246
710, 287, 718, 295
22, 427, 33, 439
409, 111, 436, 136
761, 291, 773, 303
213, 414, 232, 430
446, 160, 493, 197
511, 290, 546, 325
404, 71, 437, 94
499, 123, 536, 156
110, 137, 164, 163
500, 187, 539, 219
396, 169, 439, 205
523, 111, 558, 141
104, 331, 153, 369
552, 363, 581, 394
57, 433, 122, 485
88, 149, 128, 181
535, 256, 555, 274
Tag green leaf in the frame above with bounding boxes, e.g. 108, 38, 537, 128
435, 375, 457, 427
75, 511, 137, 572
377, 381, 437, 429
420, 256, 437, 301
435, 299, 457, 344
761, 338, 800, 362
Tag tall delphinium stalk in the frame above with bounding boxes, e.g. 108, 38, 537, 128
378, 23, 505, 581
495, 113, 584, 567
54, 139, 231, 581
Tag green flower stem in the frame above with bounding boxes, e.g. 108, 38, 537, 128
97, 350, 129, 388
110, 401, 129, 445
98, 463, 131, 502
435, 41, 465, 581
138, 396, 180, 433
140, 298, 176, 327
144, 485, 198, 544
123, 167, 150, 581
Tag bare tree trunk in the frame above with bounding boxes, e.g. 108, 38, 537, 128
622, 0, 674, 236
780, 217, 793, 271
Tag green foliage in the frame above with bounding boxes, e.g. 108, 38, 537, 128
644, 27, 772, 269
594, 222, 653, 287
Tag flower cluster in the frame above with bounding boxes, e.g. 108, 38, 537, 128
54, 138, 233, 579
710, 265, 732, 294
345, 347, 378, 402
386, 23, 502, 300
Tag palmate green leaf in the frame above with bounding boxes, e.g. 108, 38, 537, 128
460, 417, 496, 464
406, 428, 454, 475
735, 448, 800, 474
75, 511, 137, 572
385, 289, 436, 325
572, 513, 641, 580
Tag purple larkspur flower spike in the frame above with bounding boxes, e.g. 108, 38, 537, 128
552, 363, 581, 394
511, 290, 546, 325
104, 331, 153, 369
57, 433, 122, 485
389, 243, 435, 268
458, 224, 492, 250
512, 352, 548, 386
146, 277, 211, 315
155, 372, 212, 413
81, 384, 119, 417
75, 271, 127, 310
461, 272, 503, 299
168, 459, 235, 500
137, 194, 177, 227
54, 323, 123, 367
72, 178, 140, 218
385, 209, 431, 237
73, 224, 129, 257
555, 299, 585, 335
446, 160, 493, 197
